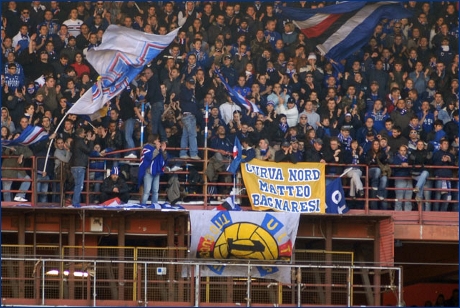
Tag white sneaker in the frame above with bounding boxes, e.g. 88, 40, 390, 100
124, 153, 138, 159
180, 155, 190, 159
164, 166, 171, 172
190, 155, 201, 160
14, 196, 28, 202
170, 166, 183, 172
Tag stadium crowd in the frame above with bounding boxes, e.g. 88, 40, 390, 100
1, 1, 459, 210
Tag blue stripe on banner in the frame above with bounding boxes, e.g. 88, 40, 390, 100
261, 214, 284, 237
211, 212, 233, 232
256, 266, 280, 277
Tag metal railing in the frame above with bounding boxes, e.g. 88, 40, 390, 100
1, 151, 458, 214
1, 255, 403, 307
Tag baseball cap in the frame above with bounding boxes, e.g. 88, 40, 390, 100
187, 77, 195, 84
341, 125, 351, 131
266, 101, 275, 107
313, 138, 323, 145
224, 54, 232, 60
281, 140, 290, 147
308, 53, 317, 60
287, 97, 295, 104
345, 113, 352, 117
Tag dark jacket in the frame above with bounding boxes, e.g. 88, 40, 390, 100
101, 176, 129, 195
365, 150, 388, 168
432, 149, 455, 177
70, 135, 93, 167
275, 149, 298, 164
322, 146, 344, 174
409, 148, 432, 175
305, 147, 324, 162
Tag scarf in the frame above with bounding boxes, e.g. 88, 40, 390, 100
397, 152, 408, 162
279, 122, 288, 133
395, 107, 407, 115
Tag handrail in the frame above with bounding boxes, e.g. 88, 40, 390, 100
2, 151, 458, 215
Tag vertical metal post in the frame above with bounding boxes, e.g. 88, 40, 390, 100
297, 267, 301, 307
246, 265, 251, 307
41, 260, 45, 305
194, 264, 200, 307
347, 267, 352, 307
398, 268, 403, 307
93, 261, 97, 307
144, 263, 148, 307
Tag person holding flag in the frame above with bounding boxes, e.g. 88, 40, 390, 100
139, 134, 168, 205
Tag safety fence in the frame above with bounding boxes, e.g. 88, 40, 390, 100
1, 149, 458, 213
1, 245, 404, 307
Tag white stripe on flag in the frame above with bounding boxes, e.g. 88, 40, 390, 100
293, 13, 331, 29
321, 2, 388, 53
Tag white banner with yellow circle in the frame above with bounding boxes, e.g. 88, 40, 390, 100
187, 210, 300, 283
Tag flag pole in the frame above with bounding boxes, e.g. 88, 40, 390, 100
140, 101, 145, 147
203, 103, 209, 205
42, 110, 72, 173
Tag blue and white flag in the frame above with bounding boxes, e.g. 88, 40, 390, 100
214, 68, 263, 114
325, 178, 349, 214
227, 136, 242, 174
281, 2, 412, 61
186, 210, 300, 283
68, 25, 179, 119
2, 125, 48, 146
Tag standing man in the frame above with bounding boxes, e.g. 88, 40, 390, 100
70, 127, 95, 207
179, 77, 201, 159
144, 66, 167, 143
139, 134, 168, 205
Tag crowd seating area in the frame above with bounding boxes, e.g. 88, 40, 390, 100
1, 1, 458, 210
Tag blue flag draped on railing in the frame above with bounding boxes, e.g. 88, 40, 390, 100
325, 178, 349, 214
281, 2, 412, 61
67, 25, 180, 120
227, 136, 242, 174
214, 68, 263, 115
2, 125, 48, 146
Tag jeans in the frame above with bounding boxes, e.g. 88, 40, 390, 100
433, 179, 451, 212
412, 171, 429, 199
141, 172, 160, 204
124, 118, 136, 155
369, 167, 388, 210
180, 114, 198, 157
394, 178, 413, 211
151, 101, 166, 142
423, 179, 433, 211
71, 167, 86, 207
346, 168, 363, 197
36, 173, 50, 203
2, 174, 31, 201
89, 172, 103, 203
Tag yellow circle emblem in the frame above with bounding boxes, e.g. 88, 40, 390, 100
213, 222, 279, 260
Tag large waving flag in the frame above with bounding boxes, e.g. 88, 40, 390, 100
68, 25, 180, 119
281, 2, 412, 61
214, 68, 263, 115
2, 125, 48, 146
325, 178, 349, 214
227, 136, 242, 174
